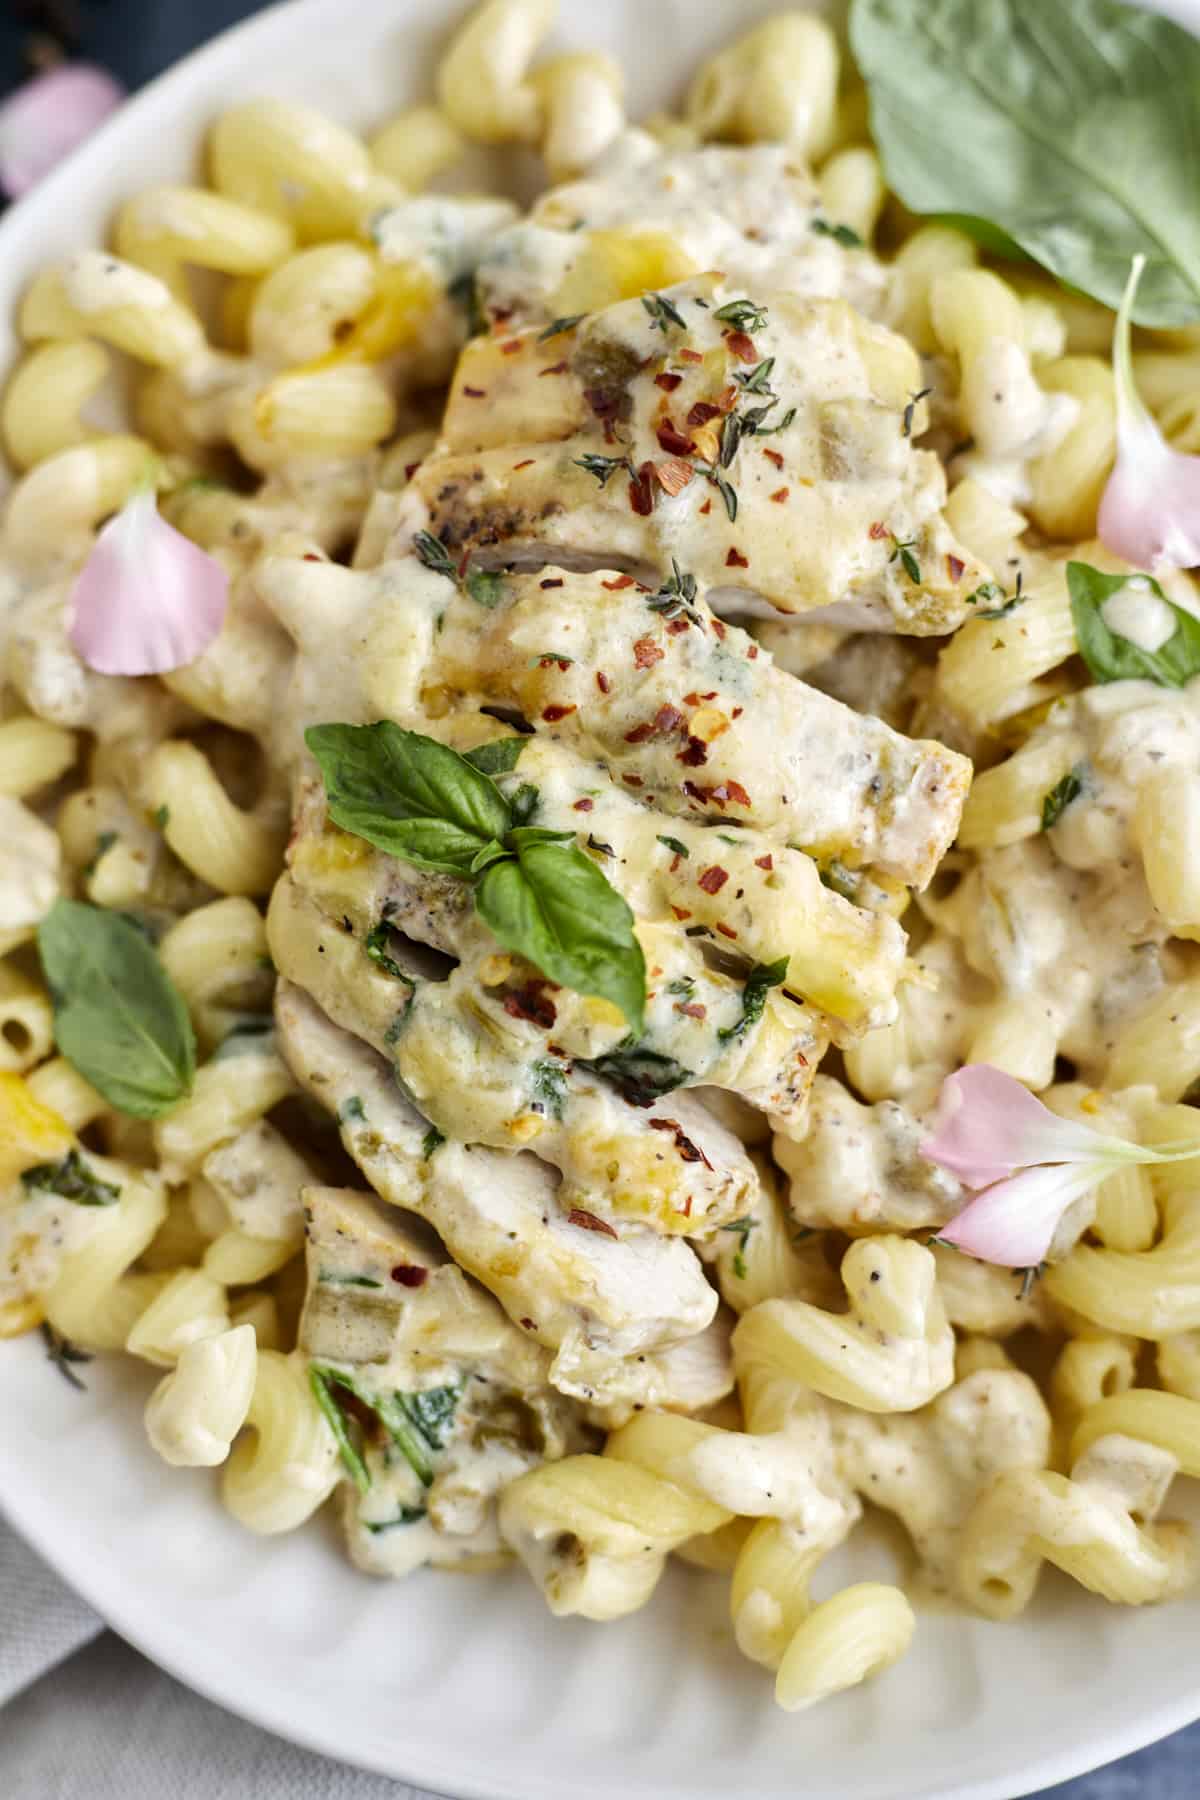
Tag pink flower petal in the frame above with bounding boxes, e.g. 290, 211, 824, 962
0, 66, 124, 200
1099, 254, 1200, 573
919, 1064, 1117, 1189
69, 488, 228, 676
939, 1162, 1105, 1269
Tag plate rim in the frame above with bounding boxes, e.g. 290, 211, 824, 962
1, 0, 1199, 1793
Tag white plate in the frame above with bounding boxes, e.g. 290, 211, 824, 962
3, 2, 1200, 1795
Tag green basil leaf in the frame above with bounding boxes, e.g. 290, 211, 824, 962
850, 0, 1200, 325
529, 1057, 569, 1121
21, 1149, 120, 1207
476, 842, 646, 1032
308, 1366, 372, 1493
1041, 767, 1086, 832
38, 901, 195, 1120
306, 722, 511, 877
718, 957, 790, 1045
1067, 561, 1200, 686
581, 1039, 693, 1106
400, 1383, 461, 1450
469, 840, 512, 877
463, 737, 528, 777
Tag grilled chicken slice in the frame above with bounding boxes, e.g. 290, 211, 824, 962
275, 980, 718, 1369
475, 137, 888, 328
391, 275, 988, 631
258, 549, 970, 887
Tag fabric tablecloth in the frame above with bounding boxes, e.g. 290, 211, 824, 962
2, 5, 1200, 1797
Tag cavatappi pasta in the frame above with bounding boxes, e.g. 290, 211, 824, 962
4, 0, 1200, 1721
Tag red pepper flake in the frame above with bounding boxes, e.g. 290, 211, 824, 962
391, 1264, 428, 1288
539, 360, 568, 376
513, 458, 535, 471
542, 704, 577, 722
715, 385, 740, 415
491, 307, 514, 325
656, 418, 695, 457
462, 385, 486, 398
679, 348, 703, 364
682, 780, 713, 805
667, 618, 689, 634
712, 619, 726, 639
678, 1001, 707, 1020
624, 722, 654, 744
869, 520, 890, 540
698, 865, 729, 894
947, 553, 966, 581
755, 854, 773, 871
732, 706, 744, 718
648, 1117, 711, 1168
747, 645, 759, 660
677, 737, 709, 767
683, 691, 702, 706
602, 575, 635, 591
519, 1317, 536, 1330
655, 371, 684, 392
670, 905, 692, 920
653, 704, 685, 732
622, 773, 644, 787
404, 462, 420, 481
573, 797, 594, 811
596, 671, 612, 694
726, 547, 749, 568
567, 1207, 619, 1239
539, 577, 565, 588
629, 461, 657, 516
634, 636, 664, 669
724, 330, 758, 364
655, 457, 695, 495
770, 487, 790, 504
699, 499, 712, 515
716, 922, 739, 940
503, 984, 558, 1028
302, 552, 324, 562
500, 339, 523, 355
687, 400, 723, 429
722, 780, 752, 806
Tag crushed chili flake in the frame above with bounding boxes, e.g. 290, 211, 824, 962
512, 458, 535, 470
655, 457, 694, 495
670, 905, 692, 920
698, 865, 729, 894
629, 461, 657, 516
678, 1002, 707, 1020
500, 339, 523, 355
519, 1317, 536, 1330
567, 1207, 619, 1239
503, 984, 558, 1029
711, 619, 726, 639
667, 618, 689, 635
391, 1264, 428, 1288
770, 487, 790, 504
542, 704, 577, 722
699, 499, 712, 515
596, 671, 612, 694
869, 520, 890, 540
302, 552, 323, 562
634, 636, 665, 669
462, 385, 486, 397
762, 448, 785, 470
655, 371, 684, 392
678, 737, 709, 767
718, 779, 751, 806
755, 854, 774, 870
747, 645, 759, 660
648, 1117, 711, 1167
622, 773, 644, 787
724, 330, 758, 363
602, 575, 635, 590
947, 552, 966, 581
687, 401, 723, 429
539, 577, 565, 588
404, 461, 421, 480
656, 419, 695, 458
679, 348, 704, 363
726, 547, 749, 568
573, 797, 594, 811
716, 922, 739, 939
732, 705, 744, 718
539, 360, 569, 376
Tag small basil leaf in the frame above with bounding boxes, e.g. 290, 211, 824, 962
851, 0, 1200, 325
306, 722, 511, 876
21, 1149, 120, 1207
581, 1039, 693, 1106
1041, 766, 1085, 832
476, 842, 646, 1033
509, 826, 575, 847
463, 737, 528, 776
718, 956, 790, 1045
1067, 561, 1200, 687
465, 569, 506, 609
469, 840, 512, 877
38, 901, 195, 1119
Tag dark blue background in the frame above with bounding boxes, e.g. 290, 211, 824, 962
2, 3, 1196, 1794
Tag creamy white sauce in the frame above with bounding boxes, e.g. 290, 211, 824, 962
1101, 578, 1178, 653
